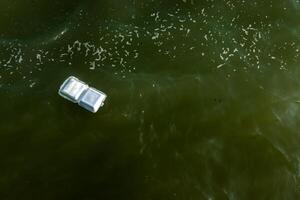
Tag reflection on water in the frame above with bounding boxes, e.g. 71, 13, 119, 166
0, 0, 81, 40
1, 0, 300, 199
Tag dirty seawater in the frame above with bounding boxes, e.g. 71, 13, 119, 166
1, 0, 300, 199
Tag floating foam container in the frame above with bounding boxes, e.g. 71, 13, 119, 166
59, 76, 107, 113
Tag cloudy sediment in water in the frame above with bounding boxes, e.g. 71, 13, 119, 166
1, 0, 300, 199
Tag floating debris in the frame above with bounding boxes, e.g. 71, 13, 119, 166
58, 76, 107, 113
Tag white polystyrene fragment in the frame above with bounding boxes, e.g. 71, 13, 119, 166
58, 76, 106, 113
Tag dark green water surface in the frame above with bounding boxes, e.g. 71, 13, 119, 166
1, 0, 300, 199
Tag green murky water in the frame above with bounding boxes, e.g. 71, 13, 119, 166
1, 0, 300, 199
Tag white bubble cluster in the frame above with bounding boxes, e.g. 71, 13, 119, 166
1, 0, 300, 89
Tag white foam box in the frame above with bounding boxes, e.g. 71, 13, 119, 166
58, 76, 107, 113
